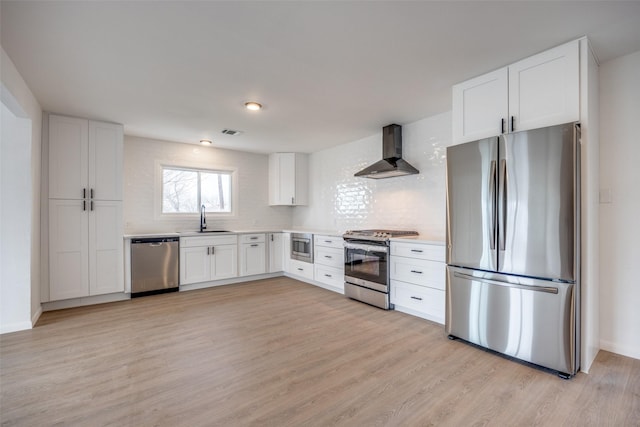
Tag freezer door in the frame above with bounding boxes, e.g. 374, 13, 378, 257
445, 266, 578, 375
498, 123, 577, 281
446, 136, 498, 271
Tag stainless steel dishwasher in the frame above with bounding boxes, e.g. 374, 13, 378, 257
131, 237, 179, 297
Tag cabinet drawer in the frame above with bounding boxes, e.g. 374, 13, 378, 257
314, 246, 343, 269
288, 259, 314, 280
390, 257, 445, 290
181, 235, 237, 248
239, 233, 266, 244
314, 264, 344, 290
391, 242, 445, 262
314, 235, 344, 249
391, 280, 445, 323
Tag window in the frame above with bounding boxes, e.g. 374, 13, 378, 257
162, 166, 232, 214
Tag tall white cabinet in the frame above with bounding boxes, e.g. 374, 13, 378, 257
452, 39, 579, 143
48, 114, 124, 301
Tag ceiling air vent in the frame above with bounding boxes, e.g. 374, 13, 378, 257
221, 129, 242, 136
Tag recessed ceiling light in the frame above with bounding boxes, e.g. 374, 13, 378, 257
200, 139, 213, 145
244, 101, 262, 111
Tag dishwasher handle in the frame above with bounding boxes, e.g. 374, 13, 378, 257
131, 237, 179, 244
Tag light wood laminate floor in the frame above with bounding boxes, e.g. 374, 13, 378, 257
1, 277, 639, 426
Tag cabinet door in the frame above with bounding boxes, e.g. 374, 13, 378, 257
89, 121, 123, 201
269, 153, 295, 205
212, 245, 238, 280
240, 242, 266, 276
452, 68, 508, 144
180, 246, 211, 285
49, 115, 88, 199
88, 200, 124, 295
49, 199, 89, 300
268, 233, 284, 273
509, 40, 579, 132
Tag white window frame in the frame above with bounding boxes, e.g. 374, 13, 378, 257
154, 160, 238, 219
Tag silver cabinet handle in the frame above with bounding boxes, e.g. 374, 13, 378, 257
271, 234, 274, 241
250, 236, 258, 240
324, 255, 332, 259
325, 274, 332, 278
207, 247, 210, 255
410, 296, 423, 301
82, 200, 86, 211
90, 188, 94, 199
291, 197, 295, 204
211, 246, 215, 255
83, 188, 86, 198
90, 200, 94, 211
411, 249, 423, 253
324, 240, 332, 244
251, 244, 259, 247
297, 268, 303, 271
410, 270, 423, 274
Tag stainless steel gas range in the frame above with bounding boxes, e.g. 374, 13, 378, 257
343, 229, 418, 310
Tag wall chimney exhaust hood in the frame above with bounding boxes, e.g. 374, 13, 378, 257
354, 124, 419, 179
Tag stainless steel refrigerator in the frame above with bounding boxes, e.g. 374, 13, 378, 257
445, 122, 580, 378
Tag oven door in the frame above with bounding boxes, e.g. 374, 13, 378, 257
344, 241, 389, 292
291, 234, 313, 262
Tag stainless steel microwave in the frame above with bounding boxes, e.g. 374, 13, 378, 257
291, 233, 313, 263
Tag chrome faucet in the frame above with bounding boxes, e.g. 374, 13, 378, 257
200, 204, 207, 232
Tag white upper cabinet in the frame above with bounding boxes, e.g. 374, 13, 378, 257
49, 115, 89, 200
509, 41, 579, 133
452, 68, 508, 143
88, 120, 124, 201
49, 114, 123, 200
453, 40, 580, 144
269, 153, 308, 206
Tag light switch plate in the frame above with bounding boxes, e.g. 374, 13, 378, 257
599, 188, 612, 204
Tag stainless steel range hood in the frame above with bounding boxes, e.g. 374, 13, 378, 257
354, 124, 419, 179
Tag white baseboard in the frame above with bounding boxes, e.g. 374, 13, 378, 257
31, 305, 43, 327
42, 292, 131, 312
600, 339, 640, 361
1, 320, 32, 335
180, 272, 283, 292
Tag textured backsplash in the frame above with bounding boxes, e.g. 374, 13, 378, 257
123, 136, 293, 234
293, 111, 452, 240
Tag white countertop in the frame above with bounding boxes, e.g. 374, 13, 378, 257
124, 229, 445, 245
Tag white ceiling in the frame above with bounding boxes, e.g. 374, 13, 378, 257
2, 1, 640, 154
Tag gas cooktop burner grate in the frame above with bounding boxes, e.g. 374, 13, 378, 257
343, 229, 419, 241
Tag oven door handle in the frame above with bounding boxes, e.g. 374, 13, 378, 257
344, 242, 388, 253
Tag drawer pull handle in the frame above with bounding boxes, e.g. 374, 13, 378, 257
325, 240, 332, 243
297, 268, 304, 271
324, 255, 332, 259
411, 249, 423, 253
410, 296, 423, 301
325, 274, 332, 278
250, 237, 258, 240
411, 270, 423, 274
250, 244, 259, 247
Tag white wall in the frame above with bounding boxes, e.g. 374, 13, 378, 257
599, 49, 640, 360
124, 136, 293, 234
293, 112, 452, 239
0, 47, 42, 331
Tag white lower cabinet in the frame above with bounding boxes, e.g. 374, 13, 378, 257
180, 235, 238, 285
49, 199, 123, 301
313, 235, 344, 292
390, 241, 446, 324
239, 233, 266, 277
267, 233, 284, 273
288, 259, 314, 281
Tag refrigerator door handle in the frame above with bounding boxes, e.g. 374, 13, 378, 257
498, 158, 507, 251
489, 160, 497, 250
453, 272, 558, 294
